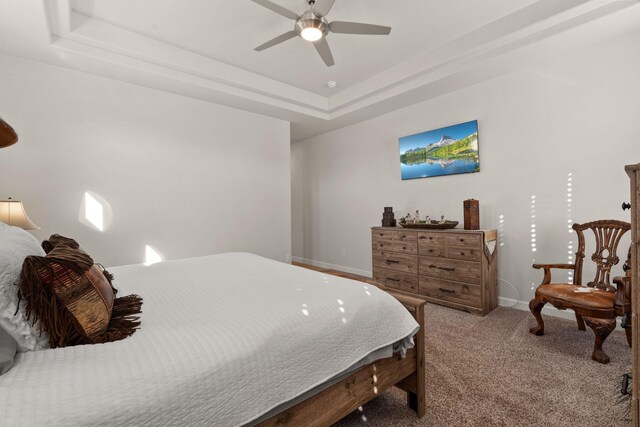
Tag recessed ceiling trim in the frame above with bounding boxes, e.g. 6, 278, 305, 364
327, 0, 635, 114
52, 37, 330, 120
67, 11, 328, 111
46, 5, 329, 116
36, 0, 640, 138
42, 0, 71, 40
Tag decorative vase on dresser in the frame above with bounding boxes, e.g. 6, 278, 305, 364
626, 163, 640, 427
371, 227, 498, 316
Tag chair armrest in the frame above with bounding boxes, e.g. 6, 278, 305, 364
532, 263, 576, 285
532, 263, 576, 270
613, 276, 631, 315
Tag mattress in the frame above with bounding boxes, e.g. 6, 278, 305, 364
0, 253, 418, 426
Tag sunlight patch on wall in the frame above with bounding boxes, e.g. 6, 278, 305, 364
567, 173, 574, 282
530, 195, 536, 291
79, 191, 112, 232
144, 245, 164, 266
498, 214, 505, 247
530, 195, 537, 253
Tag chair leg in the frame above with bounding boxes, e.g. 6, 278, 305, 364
625, 326, 632, 348
584, 317, 616, 364
575, 313, 586, 331
529, 298, 546, 336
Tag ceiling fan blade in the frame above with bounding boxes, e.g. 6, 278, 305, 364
313, 0, 336, 17
329, 21, 391, 35
254, 30, 298, 51
251, 0, 299, 20
313, 38, 335, 67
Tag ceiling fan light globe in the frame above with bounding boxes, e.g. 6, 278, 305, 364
301, 27, 323, 41
295, 11, 329, 42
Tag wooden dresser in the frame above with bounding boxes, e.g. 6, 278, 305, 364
371, 227, 498, 316
626, 163, 639, 427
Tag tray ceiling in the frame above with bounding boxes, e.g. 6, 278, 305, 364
69, 0, 538, 96
0, 0, 638, 141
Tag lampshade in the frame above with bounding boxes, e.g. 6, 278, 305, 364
0, 117, 18, 148
0, 199, 39, 230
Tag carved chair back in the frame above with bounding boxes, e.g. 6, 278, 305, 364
572, 220, 630, 291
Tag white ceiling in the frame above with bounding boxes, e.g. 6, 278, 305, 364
69, 0, 538, 96
0, 0, 639, 141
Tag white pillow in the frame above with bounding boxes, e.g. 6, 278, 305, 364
0, 326, 17, 375
0, 222, 49, 351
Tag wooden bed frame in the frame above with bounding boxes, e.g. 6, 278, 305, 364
259, 286, 427, 426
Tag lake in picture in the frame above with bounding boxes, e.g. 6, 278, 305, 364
399, 120, 479, 180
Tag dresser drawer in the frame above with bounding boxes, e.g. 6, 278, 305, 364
419, 277, 481, 307
419, 256, 481, 285
373, 267, 419, 293
373, 250, 418, 274
419, 244, 447, 257
446, 246, 482, 262
417, 232, 446, 246
372, 237, 418, 254
372, 229, 417, 243
444, 233, 482, 248
418, 244, 481, 261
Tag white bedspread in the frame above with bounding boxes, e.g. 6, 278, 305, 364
0, 253, 418, 426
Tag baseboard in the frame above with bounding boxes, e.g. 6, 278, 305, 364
291, 257, 373, 278
293, 257, 624, 328
499, 296, 624, 329
498, 296, 576, 320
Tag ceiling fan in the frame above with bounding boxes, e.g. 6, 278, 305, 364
252, 0, 391, 67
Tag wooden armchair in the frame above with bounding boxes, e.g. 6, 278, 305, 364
529, 220, 631, 364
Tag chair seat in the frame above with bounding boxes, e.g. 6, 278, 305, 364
537, 284, 616, 309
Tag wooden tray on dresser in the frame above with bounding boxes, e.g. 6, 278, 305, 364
400, 221, 459, 230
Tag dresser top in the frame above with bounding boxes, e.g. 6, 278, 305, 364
371, 226, 495, 233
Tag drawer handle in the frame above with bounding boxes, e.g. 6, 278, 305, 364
386, 260, 400, 264
428, 264, 455, 272
402, 246, 407, 250
438, 288, 455, 293
419, 236, 426, 240
459, 238, 465, 242
386, 278, 400, 282
460, 252, 465, 256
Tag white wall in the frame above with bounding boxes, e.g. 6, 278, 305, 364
292, 28, 640, 308
0, 54, 291, 267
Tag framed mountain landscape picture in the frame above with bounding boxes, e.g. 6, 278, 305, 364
399, 120, 480, 180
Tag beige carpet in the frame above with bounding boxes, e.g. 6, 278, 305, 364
335, 304, 631, 427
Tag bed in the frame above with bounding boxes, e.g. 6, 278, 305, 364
0, 252, 425, 426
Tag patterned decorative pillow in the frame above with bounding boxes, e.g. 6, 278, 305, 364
41, 234, 81, 253
19, 236, 143, 348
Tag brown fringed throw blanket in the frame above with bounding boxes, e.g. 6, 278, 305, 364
19, 235, 143, 348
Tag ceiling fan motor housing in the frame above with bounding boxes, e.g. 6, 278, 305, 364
295, 11, 329, 39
